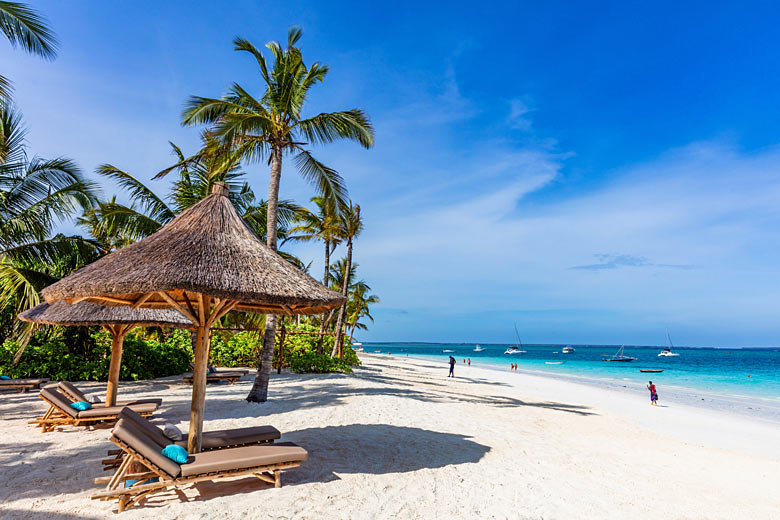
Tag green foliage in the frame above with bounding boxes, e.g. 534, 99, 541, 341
209, 331, 261, 368
206, 323, 360, 374
280, 323, 360, 373
0, 328, 191, 381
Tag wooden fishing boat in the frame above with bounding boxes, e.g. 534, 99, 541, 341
640, 369, 664, 373
602, 345, 636, 362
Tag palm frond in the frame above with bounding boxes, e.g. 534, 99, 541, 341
296, 109, 374, 149
0, 1, 58, 58
95, 164, 174, 224
293, 150, 348, 210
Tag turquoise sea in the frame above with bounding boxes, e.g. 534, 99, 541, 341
362, 343, 780, 405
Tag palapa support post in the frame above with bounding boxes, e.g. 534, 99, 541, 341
189, 320, 209, 454
104, 324, 131, 407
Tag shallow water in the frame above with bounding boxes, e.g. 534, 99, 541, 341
362, 343, 780, 404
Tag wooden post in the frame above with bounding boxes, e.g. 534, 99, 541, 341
105, 325, 129, 407
277, 321, 286, 375
188, 323, 209, 454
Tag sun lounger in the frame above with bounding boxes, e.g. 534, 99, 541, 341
0, 377, 50, 393
182, 371, 247, 385
100, 408, 280, 471
92, 418, 307, 512
28, 387, 157, 433
58, 381, 162, 408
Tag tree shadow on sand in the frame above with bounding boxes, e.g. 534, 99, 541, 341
284, 424, 490, 483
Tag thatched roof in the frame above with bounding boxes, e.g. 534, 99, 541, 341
41, 183, 345, 315
19, 301, 193, 328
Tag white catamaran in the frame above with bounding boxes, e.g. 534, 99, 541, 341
658, 328, 680, 357
505, 323, 527, 354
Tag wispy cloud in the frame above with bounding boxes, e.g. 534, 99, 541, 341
508, 98, 534, 131
571, 254, 697, 271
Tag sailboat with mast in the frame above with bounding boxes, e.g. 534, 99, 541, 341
505, 323, 527, 354
602, 344, 636, 362
658, 328, 680, 357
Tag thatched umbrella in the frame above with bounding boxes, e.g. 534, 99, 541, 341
19, 301, 192, 406
41, 182, 345, 452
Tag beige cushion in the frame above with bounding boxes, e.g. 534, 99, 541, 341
179, 425, 280, 450
78, 402, 157, 418
40, 387, 78, 418
180, 442, 307, 477
112, 419, 182, 478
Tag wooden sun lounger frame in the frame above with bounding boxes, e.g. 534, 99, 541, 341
0, 378, 50, 393
182, 373, 244, 385
28, 393, 153, 433
92, 435, 302, 513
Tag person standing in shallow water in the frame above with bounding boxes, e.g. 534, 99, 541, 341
647, 381, 658, 406
448, 356, 456, 377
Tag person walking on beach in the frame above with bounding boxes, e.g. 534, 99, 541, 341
448, 356, 456, 377
647, 381, 658, 406
467, 358, 471, 366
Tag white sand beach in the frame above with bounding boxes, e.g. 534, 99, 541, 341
1, 354, 779, 520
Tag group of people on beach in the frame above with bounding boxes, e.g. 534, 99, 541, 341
509, 363, 518, 371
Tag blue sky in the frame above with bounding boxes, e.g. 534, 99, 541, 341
4, 1, 780, 346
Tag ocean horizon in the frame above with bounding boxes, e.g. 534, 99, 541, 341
361, 342, 780, 407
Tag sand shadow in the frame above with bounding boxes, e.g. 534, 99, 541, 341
0, 508, 103, 520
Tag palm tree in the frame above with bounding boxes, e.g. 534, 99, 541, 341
0, 104, 98, 353
0, 1, 58, 99
182, 26, 374, 402
346, 282, 379, 341
332, 203, 362, 357
287, 196, 341, 353
89, 140, 303, 249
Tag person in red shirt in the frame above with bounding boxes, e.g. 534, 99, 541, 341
647, 381, 658, 406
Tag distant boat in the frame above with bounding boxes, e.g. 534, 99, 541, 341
505, 323, 527, 355
658, 329, 680, 357
473, 345, 484, 352
546, 361, 564, 365
640, 369, 664, 373
352, 342, 363, 352
442, 349, 455, 353
602, 345, 636, 362
562, 346, 575, 354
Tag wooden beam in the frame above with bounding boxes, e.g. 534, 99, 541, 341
92, 295, 136, 305
105, 328, 126, 407
157, 291, 198, 325
131, 293, 153, 309
188, 323, 209, 454
182, 291, 199, 324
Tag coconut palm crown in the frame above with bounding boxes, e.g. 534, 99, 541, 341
181, 26, 374, 402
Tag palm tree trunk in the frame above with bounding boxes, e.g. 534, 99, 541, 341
246, 145, 282, 403
316, 240, 330, 354
331, 238, 353, 358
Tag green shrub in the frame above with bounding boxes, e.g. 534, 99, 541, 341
0, 328, 192, 381
209, 331, 261, 368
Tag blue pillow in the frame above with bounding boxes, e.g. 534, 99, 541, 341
0, 375, 10, 380
161, 444, 189, 464
70, 401, 92, 411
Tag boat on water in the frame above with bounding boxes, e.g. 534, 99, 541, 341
473, 344, 484, 352
562, 346, 575, 354
505, 323, 527, 354
658, 329, 680, 357
602, 345, 637, 362
640, 369, 664, 373
442, 349, 455, 353
352, 342, 363, 352
546, 361, 564, 365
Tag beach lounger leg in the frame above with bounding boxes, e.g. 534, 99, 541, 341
275, 470, 281, 488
